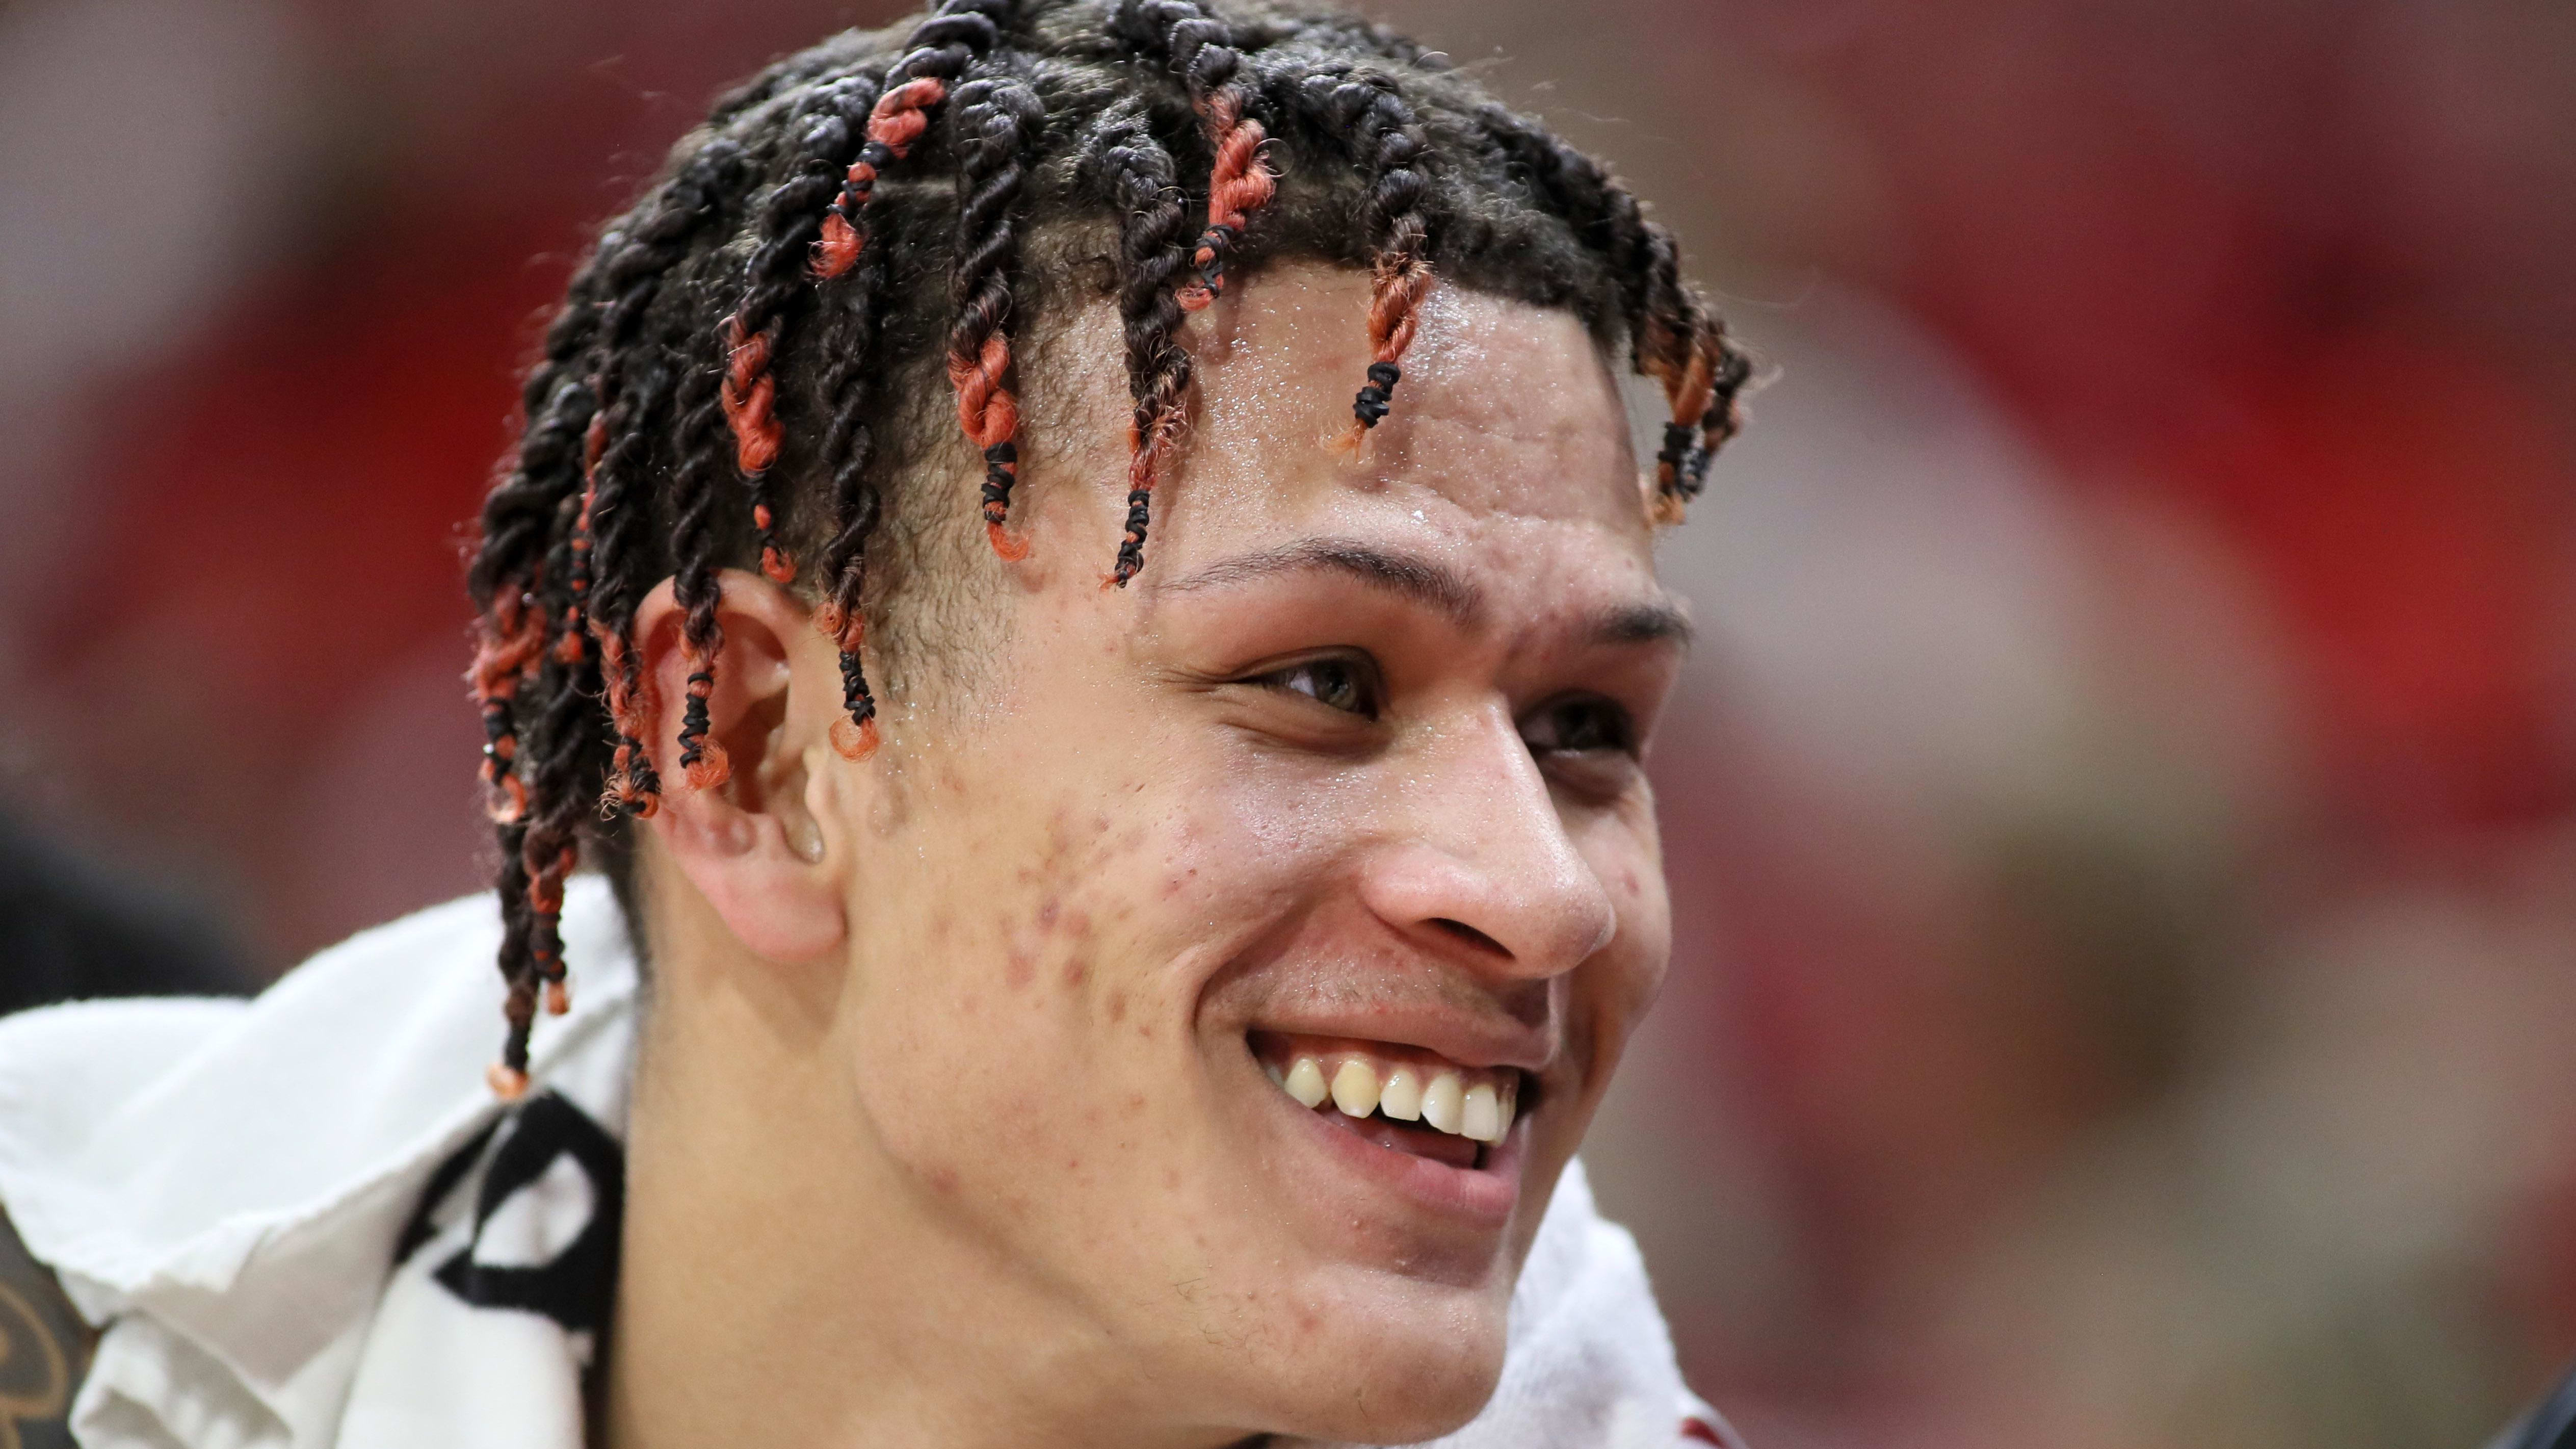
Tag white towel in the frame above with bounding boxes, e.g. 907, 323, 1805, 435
0, 881, 1742, 1448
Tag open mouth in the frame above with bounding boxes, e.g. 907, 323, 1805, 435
1249, 1031, 1532, 1173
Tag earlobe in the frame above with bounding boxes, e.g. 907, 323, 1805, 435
630, 570, 850, 964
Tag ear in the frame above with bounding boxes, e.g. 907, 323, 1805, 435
631, 569, 849, 963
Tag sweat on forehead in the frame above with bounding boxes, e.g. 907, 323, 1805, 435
1176, 266, 1645, 523
460, 0, 1754, 1092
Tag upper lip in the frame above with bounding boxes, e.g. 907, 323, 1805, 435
1244, 1008, 1557, 1075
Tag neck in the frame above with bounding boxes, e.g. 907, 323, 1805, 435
601, 913, 1243, 1449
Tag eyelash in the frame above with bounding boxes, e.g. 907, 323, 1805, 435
1243, 659, 1639, 761
1249, 654, 1384, 720
1521, 695, 1637, 758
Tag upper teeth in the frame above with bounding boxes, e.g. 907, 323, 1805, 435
1275, 1050, 1516, 1144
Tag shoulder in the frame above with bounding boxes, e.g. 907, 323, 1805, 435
0, 883, 633, 1311
0, 1197, 93, 1449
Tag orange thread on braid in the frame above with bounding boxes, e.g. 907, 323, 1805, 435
751, 503, 798, 584
553, 608, 587, 664
948, 331, 1029, 560
869, 77, 944, 164
1643, 328, 1721, 515
1178, 95, 1275, 312
679, 662, 732, 791
487, 773, 530, 825
554, 476, 600, 663
813, 210, 863, 279
948, 334, 1019, 444
812, 78, 948, 281
470, 594, 546, 823
830, 714, 882, 761
813, 604, 879, 760
1672, 344, 1717, 438
720, 316, 781, 475
682, 744, 733, 792
1333, 256, 1434, 454
817, 602, 858, 650
470, 598, 546, 703
525, 864, 569, 917
593, 629, 662, 817
545, 980, 571, 1016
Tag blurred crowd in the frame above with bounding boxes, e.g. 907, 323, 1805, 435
3, 0, 2570, 1444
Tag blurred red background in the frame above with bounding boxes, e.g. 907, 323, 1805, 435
4, 1, 2573, 1443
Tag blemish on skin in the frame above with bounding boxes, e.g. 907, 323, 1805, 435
927, 1165, 959, 1195
1106, 992, 1127, 1023
1037, 896, 1061, 930
1164, 1168, 1180, 1190
1005, 947, 1036, 989
1064, 956, 1091, 988
1127, 1092, 1147, 1115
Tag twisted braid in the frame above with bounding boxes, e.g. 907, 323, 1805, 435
668, 355, 735, 793
946, 70, 1046, 562
465, 256, 606, 1099
1473, 102, 1754, 516
581, 141, 749, 818
586, 354, 676, 816
1116, 0, 1277, 311
489, 481, 604, 1095
1087, 110, 1197, 588
469, 368, 593, 833
812, 142, 895, 762
813, 1, 1018, 279
1297, 70, 1434, 446
725, 77, 886, 591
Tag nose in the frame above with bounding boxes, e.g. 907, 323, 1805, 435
1356, 701, 1619, 979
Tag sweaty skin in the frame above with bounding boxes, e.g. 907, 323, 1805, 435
607, 263, 1687, 1449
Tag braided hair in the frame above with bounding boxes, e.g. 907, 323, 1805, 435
462, 0, 1755, 1095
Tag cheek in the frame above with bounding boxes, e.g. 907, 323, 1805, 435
849, 786, 1166, 1128
1570, 826, 1674, 1085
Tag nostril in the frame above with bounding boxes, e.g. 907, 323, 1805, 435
1429, 917, 1510, 957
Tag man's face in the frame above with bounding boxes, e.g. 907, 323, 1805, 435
832, 265, 1683, 1442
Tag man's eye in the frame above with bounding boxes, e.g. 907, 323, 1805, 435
1251, 655, 1382, 719
1520, 696, 1635, 756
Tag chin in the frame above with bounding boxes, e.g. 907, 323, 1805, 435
1221, 1265, 1512, 1445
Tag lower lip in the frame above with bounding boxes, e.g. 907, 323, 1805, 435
1271, 1071, 1527, 1228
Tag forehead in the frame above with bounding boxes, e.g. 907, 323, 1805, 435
1152, 263, 1655, 585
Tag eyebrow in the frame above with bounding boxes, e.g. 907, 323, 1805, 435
1162, 535, 1693, 649
1586, 600, 1694, 647
1161, 537, 1485, 629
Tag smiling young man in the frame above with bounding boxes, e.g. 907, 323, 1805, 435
0, 3, 1753, 1446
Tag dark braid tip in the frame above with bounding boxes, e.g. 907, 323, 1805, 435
678, 666, 732, 790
